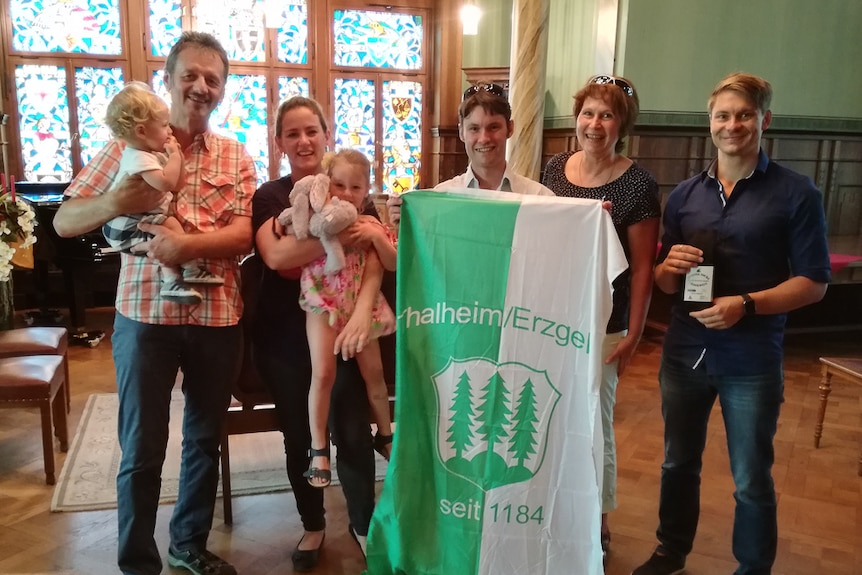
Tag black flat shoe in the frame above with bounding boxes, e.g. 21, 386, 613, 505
291, 532, 325, 573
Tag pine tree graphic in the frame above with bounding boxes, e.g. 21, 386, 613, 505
476, 371, 511, 454
508, 377, 539, 466
446, 370, 475, 458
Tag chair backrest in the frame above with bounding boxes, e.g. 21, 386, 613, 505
232, 253, 271, 407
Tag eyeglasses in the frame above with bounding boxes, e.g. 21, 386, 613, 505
589, 75, 635, 98
462, 82, 506, 101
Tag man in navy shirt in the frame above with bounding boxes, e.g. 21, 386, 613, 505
632, 73, 831, 575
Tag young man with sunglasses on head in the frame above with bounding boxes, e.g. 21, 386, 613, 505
632, 73, 830, 575
387, 82, 552, 223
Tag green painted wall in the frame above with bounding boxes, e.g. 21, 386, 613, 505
621, 0, 862, 118
461, 0, 514, 71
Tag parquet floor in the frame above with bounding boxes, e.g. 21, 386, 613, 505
1, 308, 860, 574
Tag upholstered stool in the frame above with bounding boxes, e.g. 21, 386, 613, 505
0, 355, 69, 485
0, 327, 70, 413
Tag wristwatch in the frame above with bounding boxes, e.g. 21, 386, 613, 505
741, 293, 756, 316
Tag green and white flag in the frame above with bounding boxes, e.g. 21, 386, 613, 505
366, 189, 627, 575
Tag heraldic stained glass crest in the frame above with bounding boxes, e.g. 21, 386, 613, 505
383, 81, 422, 195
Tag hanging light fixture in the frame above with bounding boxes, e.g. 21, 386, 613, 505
461, 1, 482, 36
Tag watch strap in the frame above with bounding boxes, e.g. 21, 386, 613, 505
741, 293, 756, 316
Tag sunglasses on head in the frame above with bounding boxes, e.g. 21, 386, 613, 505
462, 82, 506, 101
589, 75, 635, 97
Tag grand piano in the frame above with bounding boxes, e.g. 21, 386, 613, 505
15, 181, 116, 346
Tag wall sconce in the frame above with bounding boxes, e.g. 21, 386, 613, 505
461, 2, 481, 36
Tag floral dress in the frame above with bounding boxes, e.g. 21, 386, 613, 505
299, 227, 397, 338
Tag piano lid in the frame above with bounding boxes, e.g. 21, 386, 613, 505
14, 181, 70, 206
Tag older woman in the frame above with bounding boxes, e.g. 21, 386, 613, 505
542, 75, 661, 558
251, 96, 377, 570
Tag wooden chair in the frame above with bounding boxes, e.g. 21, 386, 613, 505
0, 327, 70, 413
219, 254, 280, 525
814, 356, 862, 475
0, 355, 69, 484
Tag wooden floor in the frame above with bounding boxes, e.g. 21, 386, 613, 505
1, 308, 861, 574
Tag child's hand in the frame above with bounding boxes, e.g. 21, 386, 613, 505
334, 310, 372, 360
165, 136, 180, 156
341, 216, 385, 249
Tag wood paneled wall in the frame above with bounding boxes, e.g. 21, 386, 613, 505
543, 127, 862, 240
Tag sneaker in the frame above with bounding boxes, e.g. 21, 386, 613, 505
160, 281, 203, 305
183, 267, 225, 285
631, 551, 685, 575
167, 547, 237, 575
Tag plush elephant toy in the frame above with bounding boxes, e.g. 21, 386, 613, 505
277, 173, 359, 275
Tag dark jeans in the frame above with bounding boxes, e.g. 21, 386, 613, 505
656, 354, 783, 575
112, 314, 241, 575
254, 343, 376, 535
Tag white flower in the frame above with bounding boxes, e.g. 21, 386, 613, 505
0, 241, 14, 282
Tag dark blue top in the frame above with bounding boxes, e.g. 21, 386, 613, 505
658, 150, 831, 376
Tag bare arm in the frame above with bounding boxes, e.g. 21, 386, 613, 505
139, 139, 183, 193
54, 177, 168, 237
605, 217, 660, 374
254, 216, 327, 272
333, 250, 385, 359
343, 216, 398, 271
690, 276, 828, 330
137, 215, 253, 265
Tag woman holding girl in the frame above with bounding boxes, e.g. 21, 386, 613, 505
251, 96, 386, 570
542, 75, 661, 559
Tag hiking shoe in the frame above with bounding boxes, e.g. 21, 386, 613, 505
167, 547, 237, 575
160, 281, 202, 305
183, 267, 225, 285
631, 550, 686, 575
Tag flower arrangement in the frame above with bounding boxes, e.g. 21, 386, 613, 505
0, 187, 38, 282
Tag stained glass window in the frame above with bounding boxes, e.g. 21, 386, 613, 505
193, 0, 266, 62
333, 10, 422, 70
382, 81, 422, 194
211, 75, 267, 185
75, 67, 125, 167
15, 65, 72, 182
273, 77, 311, 177
149, 0, 183, 57
333, 78, 376, 183
274, 0, 309, 64
278, 77, 310, 103
10, 0, 121, 55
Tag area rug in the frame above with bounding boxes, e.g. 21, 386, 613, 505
51, 392, 388, 512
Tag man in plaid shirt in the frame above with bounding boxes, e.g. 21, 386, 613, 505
54, 32, 255, 575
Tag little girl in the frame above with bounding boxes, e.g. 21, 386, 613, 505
299, 149, 398, 488
101, 82, 222, 305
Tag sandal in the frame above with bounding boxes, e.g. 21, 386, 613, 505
373, 432, 393, 461
303, 446, 332, 488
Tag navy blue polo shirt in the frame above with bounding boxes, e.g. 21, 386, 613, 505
658, 150, 831, 376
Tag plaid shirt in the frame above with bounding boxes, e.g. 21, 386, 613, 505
65, 134, 256, 326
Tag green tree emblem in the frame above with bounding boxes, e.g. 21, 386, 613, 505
446, 370, 475, 458
508, 377, 539, 466
476, 371, 511, 453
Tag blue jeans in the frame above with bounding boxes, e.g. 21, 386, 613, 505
112, 314, 241, 575
656, 354, 783, 575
